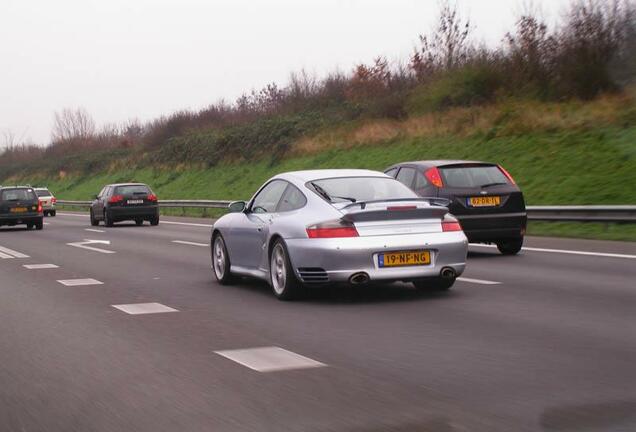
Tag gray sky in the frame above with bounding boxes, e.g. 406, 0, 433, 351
0, 0, 571, 146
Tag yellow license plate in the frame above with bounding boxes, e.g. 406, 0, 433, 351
468, 196, 501, 207
10, 207, 27, 213
379, 250, 431, 268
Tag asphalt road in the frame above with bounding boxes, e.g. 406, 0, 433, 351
0, 212, 635, 432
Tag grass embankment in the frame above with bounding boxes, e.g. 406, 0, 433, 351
7, 96, 636, 241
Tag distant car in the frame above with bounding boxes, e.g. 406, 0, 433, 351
0, 186, 44, 230
34, 187, 57, 217
211, 169, 468, 300
90, 183, 159, 227
385, 160, 526, 254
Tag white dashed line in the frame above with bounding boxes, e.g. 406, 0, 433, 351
161, 221, 213, 228
469, 243, 636, 260
0, 245, 29, 259
172, 240, 209, 247
85, 228, 105, 233
112, 303, 178, 315
57, 278, 103, 286
23, 264, 59, 269
215, 347, 327, 372
457, 277, 501, 285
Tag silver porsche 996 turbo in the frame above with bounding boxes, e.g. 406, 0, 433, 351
211, 169, 468, 300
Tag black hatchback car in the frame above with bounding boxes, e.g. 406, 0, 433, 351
0, 186, 44, 230
385, 160, 526, 254
90, 183, 159, 227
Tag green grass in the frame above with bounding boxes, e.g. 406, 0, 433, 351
10, 126, 636, 242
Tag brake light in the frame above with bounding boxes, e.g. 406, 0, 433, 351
387, 205, 417, 211
442, 219, 462, 232
37, 202, 43, 213
52, 197, 57, 204
424, 167, 444, 188
147, 194, 158, 202
498, 165, 516, 185
306, 220, 359, 238
109, 194, 124, 204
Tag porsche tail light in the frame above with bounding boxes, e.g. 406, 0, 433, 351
306, 220, 359, 238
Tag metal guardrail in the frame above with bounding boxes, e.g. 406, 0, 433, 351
57, 200, 636, 223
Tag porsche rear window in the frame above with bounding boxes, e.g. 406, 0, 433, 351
308, 177, 416, 203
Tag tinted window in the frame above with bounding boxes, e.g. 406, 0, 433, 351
395, 167, 416, 188
308, 177, 416, 203
114, 185, 151, 195
277, 185, 306, 212
35, 189, 52, 197
251, 180, 288, 213
414, 172, 428, 194
1, 188, 36, 201
384, 168, 398, 178
440, 165, 510, 188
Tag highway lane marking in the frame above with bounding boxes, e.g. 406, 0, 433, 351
457, 277, 501, 285
85, 228, 105, 233
161, 221, 213, 228
112, 303, 178, 315
172, 240, 209, 247
57, 278, 103, 286
215, 347, 326, 373
66, 239, 115, 254
23, 264, 59, 269
469, 243, 636, 260
57, 212, 88, 217
0, 245, 29, 259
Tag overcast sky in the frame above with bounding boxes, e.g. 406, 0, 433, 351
0, 0, 572, 146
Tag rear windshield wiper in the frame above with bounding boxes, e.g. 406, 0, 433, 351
479, 182, 508, 188
309, 182, 356, 203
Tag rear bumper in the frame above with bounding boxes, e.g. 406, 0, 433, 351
0, 213, 43, 225
456, 212, 527, 242
109, 206, 158, 220
285, 231, 468, 284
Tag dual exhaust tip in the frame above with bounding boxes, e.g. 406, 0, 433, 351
348, 267, 457, 285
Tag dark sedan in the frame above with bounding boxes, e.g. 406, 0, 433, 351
385, 160, 526, 254
0, 186, 44, 230
90, 183, 159, 227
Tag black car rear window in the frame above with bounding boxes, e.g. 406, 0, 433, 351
440, 165, 509, 188
35, 189, 52, 197
114, 185, 151, 195
1, 189, 36, 201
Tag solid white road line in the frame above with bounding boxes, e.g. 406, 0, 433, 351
57, 212, 88, 217
161, 220, 213, 228
57, 278, 103, 286
112, 303, 178, 315
0, 245, 29, 259
23, 264, 59, 269
469, 243, 636, 260
85, 228, 105, 233
457, 277, 501, 285
172, 240, 209, 247
215, 347, 326, 373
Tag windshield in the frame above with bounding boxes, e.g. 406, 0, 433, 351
308, 177, 417, 203
35, 189, 52, 197
114, 185, 151, 195
1, 188, 36, 201
440, 165, 510, 188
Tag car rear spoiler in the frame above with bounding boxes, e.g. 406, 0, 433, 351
340, 197, 450, 210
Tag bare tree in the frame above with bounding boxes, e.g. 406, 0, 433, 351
51, 107, 96, 144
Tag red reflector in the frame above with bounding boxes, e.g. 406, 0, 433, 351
147, 194, 158, 202
109, 194, 124, 204
424, 167, 444, 188
306, 227, 359, 238
442, 221, 462, 232
498, 165, 516, 185
387, 205, 417, 211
